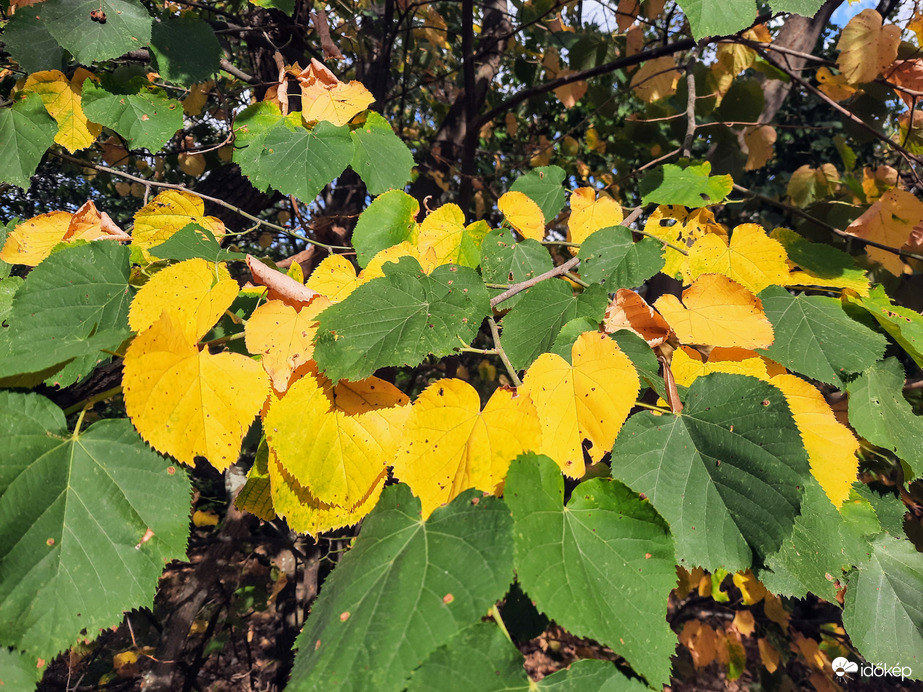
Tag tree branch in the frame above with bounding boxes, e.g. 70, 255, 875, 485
491, 256, 580, 308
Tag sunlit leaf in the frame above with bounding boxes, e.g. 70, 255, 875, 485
132, 190, 225, 262
498, 191, 545, 242
684, 224, 790, 293
22, 69, 101, 153
836, 9, 900, 84
417, 203, 490, 268
567, 187, 624, 248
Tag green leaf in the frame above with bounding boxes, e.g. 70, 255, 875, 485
232, 102, 300, 190
249, 0, 294, 12
674, 0, 756, 40
407, 622, 648, 692
351, 190, 419, 267
0, 93, 57, 190
577, 226, 664, 290
0, 392, 191, 660
0, 278, 23, 326
549, 317, 600, 360
610, 330, 669, 400
258, 119, 353, 201
611, 373, 811, 572
760, 479, 875, 600
82, 78, 183, 152
349, 112, 414, 196
848, 285, 923, 369
149, 14, 221, 86
149, 224, 247, 263
24, 0, 152, 64
757, 285, 887, 385
768, 0, 824, 16
0, 220, 14, 279
714, 79, 764, 124
480, 229, 552, 308
510, 166, 566, 222
847, 358, 923, 479
0, 647, 42, 691
0, 242, 132, 385
3, 12, 64, 73
639, 162, 732, 208
854, 484, 906, 538
505, 453, 676, 687
500, 281, 607, 370
287, 485, 514, 692
313, 257, 490, 382
775, 229, 867, 290
843, 535, 923, 679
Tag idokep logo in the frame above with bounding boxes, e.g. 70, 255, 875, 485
832, 656, 914, 681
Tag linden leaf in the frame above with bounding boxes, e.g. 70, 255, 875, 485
23, 68, 101, 153
630, 55, 680, 102
122, 313, 269, 470
521, 331, 639, 478
845, 189, 923, 275
654, 275, 774, 349
244, 298, 331, 391
0, 211, 72, 266
815, 66, 858, 102
129, 259, 239, 343
65, 200, 130, 242
743, 125, 776, 171
643, 205, 727, 278
684, 223, 791, 294
497, 191, 545, 242
363, 241, 439, 278
771, 227, 870, 295
265, 373, 408, 507
305, 254, 363, 301
603, 288, 674, 347
132, 190, 225, 262
670, 346, 770, 386
836, 9, 900, 85
296, 59, 374, 127
392, 379, 539, 518
567, 187, 624, 249
417, 203, 490, 268
247, 255, 320, 305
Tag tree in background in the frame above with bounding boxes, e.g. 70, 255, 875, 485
0, 0, 922, 689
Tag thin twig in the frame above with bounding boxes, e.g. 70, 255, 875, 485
490, 256, 580, 308
487, 316, 522, 387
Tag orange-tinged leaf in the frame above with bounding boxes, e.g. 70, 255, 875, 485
733, 570, 768, 605
0, 211, 72, 266
845, 188, 923, 275
245, 298, 331, 391
268, 451, 385, 536
630, 55, 680, 102
129, 259, 239, 343
192, 509, 220, 527
416, 203, 490, 267
567, 187, 624, 250
815, 66, 858, 102
733, 610, 756, 637
247, 255, 320, 305
603, 288, 674, 347
643, 205, 727, 278
654, 275, 774, 349
758, 638, 781, 673
769, 374, 859, 507
521, 332, 639, 478
674, 565, 706, 599
266, 373, 409, 507
392, 379, 539, 518
123, 313, 270, 470
744, 125, 776, 171
132, 190, 225, 261
23, 68, 101, 153
762, 593, 790, 628
679, 621, 718, 669
684, 223, 790, 293
296, 59, 374, 127
498, 191, 545, 241
305, 254, 362, 300
670, 346, 770, 387
836, 9, 900, 84
64, 200, 130, 242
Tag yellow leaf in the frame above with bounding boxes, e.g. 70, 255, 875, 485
268, 450, 385, 536
132, 190, 225, 261
192, 509, 219, 527
685, 223, 790, 293
416, 203, 490, 266
521, 332, 639, 478
178, 152, 206, 178
769, 374, 859, 507
654, 275, 774, 349
845, 188, 923, 275
553, 77, 588, 109
674, 565, 706, 599
670, 346, 770, 387
64, 200, 130, 242
744, 125, 776, 171
364, 241, 439, 277
235, 446, 276, 521
758, 638, 781, 673
0, 211, 72, 266
815, 66, 858, 102
860, 164, 897, 203
733, 610, 756, 637
505, 112, 518, 137
567, 187, 624, 251
836, 9, 900, 84
305, 254, 362, 300
295, 59, 374, 127
393, 379, 539, 518
266, 372, 409, 507
244, 298, 331, 391
123, 313, 269, 470
603, 288, 674, 347
630, 55, 680, 102
182, 81, 213, 116
732, 570, 768, 605
762, 593, 790, 629
129, 259, 239, 343
679, 621, 718, 669
23, 68, 101, 153
643, 205, 727, 278
786, 164, 840, 208
498, 191, 545, 241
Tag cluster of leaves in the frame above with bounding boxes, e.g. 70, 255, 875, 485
1, 0, 923, 690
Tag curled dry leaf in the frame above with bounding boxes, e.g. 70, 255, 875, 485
603, 288, 673, 347
312, 9, 345, 60
247, 254, 320, 306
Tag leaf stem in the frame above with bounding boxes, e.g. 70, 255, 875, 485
487, 317, 522, 387
64, 386, 123, 417
488, 604, 513, 644
634, 400, 672, 414
564, 272, 590, 288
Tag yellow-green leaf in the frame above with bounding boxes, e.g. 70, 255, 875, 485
132, 190, 225, 261
23, 68, 101, 153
